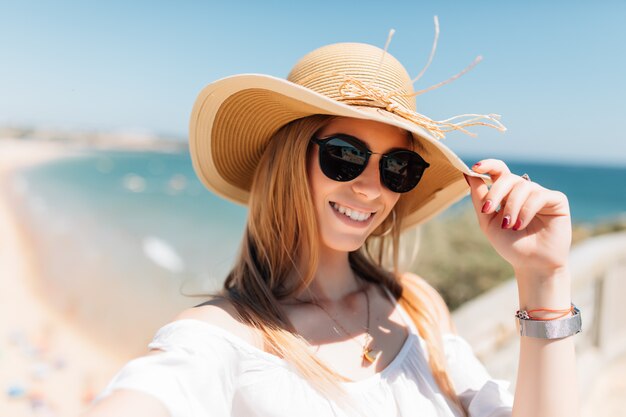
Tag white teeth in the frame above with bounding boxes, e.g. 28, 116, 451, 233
331, 202, 373, 222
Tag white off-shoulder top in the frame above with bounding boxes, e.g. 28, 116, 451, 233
95, 297, 513, 417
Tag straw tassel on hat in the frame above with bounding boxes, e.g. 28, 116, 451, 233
189, 20, 505, 230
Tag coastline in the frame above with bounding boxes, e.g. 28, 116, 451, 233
0, 139, 133, 416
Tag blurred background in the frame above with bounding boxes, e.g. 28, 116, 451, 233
1, 1, 625, 416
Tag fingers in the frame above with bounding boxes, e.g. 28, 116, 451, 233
512, 189, 549, 230
466, 159, 545, 231
465, 159, 570, 237
479, 174, 526, 215
497, 181, 535, 229
471, 159, 510, 182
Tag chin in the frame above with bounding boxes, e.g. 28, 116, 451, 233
319, 228, 371, 253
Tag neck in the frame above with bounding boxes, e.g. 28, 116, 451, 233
290, 246, 363, 304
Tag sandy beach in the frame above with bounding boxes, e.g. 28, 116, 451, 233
0, 139, 133, 416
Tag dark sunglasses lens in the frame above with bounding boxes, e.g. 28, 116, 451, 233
381, 151, 428, 193
318, 137, 367, 181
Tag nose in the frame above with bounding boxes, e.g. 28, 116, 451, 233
351, 155, 384, 199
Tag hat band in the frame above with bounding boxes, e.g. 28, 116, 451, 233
336, 76, 506, 140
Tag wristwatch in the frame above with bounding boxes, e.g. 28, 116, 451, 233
515, 305, 582, 339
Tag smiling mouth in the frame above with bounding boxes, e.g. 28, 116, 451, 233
330, 202, 376, 222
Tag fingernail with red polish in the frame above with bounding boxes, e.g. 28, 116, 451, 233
472, 162, 482, 169
481, 200, 492, 213
512, 218, 522, 230
501, 215, 511, 229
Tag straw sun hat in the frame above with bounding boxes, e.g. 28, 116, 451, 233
189, 28, 505, 230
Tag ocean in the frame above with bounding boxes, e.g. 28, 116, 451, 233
5, 150, 625, 351
495, 160, 626, 224
14, 151, 248, 278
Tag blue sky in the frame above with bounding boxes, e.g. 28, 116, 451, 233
1, 1, 625, 165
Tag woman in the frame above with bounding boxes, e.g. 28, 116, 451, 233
86, 38, 580, 417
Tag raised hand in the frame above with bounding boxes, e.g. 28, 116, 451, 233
464, 159, 572, 274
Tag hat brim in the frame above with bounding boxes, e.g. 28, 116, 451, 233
189, 74, 489, 229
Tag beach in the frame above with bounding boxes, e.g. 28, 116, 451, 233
0, 140, 132, 416
0, 137, 246, 416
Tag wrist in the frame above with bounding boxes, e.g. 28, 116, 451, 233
515, 265, 572, 310
516, 304, 582, 339
514, 264, 570, 281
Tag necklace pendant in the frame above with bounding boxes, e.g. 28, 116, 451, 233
362, 347, 378, 363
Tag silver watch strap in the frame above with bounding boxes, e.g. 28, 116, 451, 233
517, 306, 582, 339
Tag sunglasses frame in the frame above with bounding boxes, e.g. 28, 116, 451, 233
311, 133, 430, 193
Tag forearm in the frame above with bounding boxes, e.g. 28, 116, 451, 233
512, 266, 580, 417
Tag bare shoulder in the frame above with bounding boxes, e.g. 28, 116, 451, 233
400, 272, 455, 334
174, 297, 263, 348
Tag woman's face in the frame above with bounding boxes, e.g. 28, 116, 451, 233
308, 117, 412, 253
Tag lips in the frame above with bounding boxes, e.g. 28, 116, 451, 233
330, 201, 376, 222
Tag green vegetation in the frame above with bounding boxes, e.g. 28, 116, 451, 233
408, 201, 626, 311
571, 217, 626, 244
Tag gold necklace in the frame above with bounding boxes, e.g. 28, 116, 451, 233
297, 285, 379, 364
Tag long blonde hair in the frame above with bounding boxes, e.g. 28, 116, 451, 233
220, 115, 464, 414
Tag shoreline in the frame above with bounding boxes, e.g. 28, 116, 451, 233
0, 139, 133, 416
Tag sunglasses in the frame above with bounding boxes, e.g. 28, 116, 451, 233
311, 134, 430, 193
